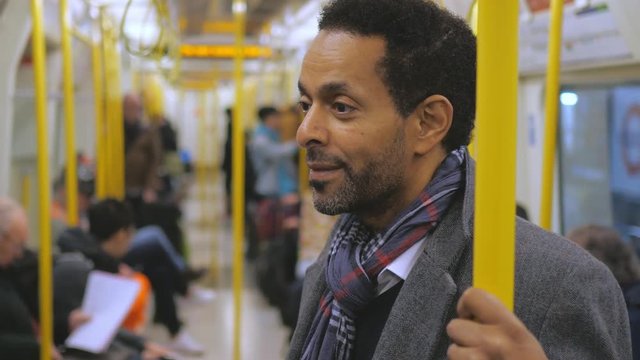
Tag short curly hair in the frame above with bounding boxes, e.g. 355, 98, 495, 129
318, 0, 476, 151
568, 225, 640, 286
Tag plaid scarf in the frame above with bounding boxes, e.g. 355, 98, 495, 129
301, 148, 465, 360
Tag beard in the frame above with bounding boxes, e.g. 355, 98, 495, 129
308, 128, 406, 216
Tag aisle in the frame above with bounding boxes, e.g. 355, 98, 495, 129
145, 181, 290, 360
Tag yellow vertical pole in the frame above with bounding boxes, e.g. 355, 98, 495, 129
60, 0, 79, 225
232, 0, 247, 359
21, 174, 31, 211
30, 1, 53, 359
100, 9, 114, 198
466, 0, 478, 158
473, 0, 519, 311
92, 22, 107, 199
210, 87, 221, 283
539, 0, 565, 230
198, 91, 207, 222
102, 16, 125, 199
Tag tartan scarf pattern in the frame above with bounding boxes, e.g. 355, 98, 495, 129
301, 148, 466, 360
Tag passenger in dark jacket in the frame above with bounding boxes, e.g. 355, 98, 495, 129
568, 224, 640, 360
0, 197, 65, 359
0, 266, 40, 359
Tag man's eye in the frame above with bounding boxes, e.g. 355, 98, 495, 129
299, 101, 311, 113
333, 103, 354, 113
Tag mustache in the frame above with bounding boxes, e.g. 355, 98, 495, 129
306, 148, 346, 168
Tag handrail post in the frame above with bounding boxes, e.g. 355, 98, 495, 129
92, 18, 107, 199
232, 0, 247, 359
29, 1, 54, 358
539, 0, 565, 230
60, 0, 79, 225
473, 0, 519, 311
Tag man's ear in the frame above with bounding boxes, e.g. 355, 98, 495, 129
411, 95, 453, 155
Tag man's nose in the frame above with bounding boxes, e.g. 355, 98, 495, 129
296, 106, 329, 148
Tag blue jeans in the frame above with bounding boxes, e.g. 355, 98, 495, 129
123, 225, 187, 335
131, 226, 186, 272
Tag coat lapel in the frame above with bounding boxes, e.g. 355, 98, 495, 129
372, 156, 476, 360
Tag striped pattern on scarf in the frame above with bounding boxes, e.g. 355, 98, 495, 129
301, 148, 465, 360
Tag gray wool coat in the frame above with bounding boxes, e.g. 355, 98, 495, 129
287, 159, 632, 360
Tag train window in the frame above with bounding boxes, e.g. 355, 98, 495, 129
558, 85, 640, 249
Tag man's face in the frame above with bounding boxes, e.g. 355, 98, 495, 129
110, 227, 134, 259
297, 31, 411, 216
0, 211, 28, 267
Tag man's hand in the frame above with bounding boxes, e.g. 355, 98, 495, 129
143, 342, 173, 360
68, 309, 91, 332
143, 188, 158, 203
51, 345, 63, 360
119, 263, 135, 277
446, 288, 548, 360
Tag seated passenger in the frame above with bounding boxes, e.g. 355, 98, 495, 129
568, 224, 640, 360
0, 197, 79, 360
57, 199, 205, 356
51, 159, 95, 240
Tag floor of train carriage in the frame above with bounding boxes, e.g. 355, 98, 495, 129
144, 181, 290, 360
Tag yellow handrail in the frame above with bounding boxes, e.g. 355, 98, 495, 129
102, 13, 125, 199
539, 0, 565, 230
466, 0, 478, 158
30, 1, 53, 359
197, 91, 207, 224
232, 1, 247, 359
473, 0, 519, 311
100, 9, 115, 198
60, 0, 79, 225
21, 174, 31, 211
71, 27, 92, 46
92, 22, 107, 199
210, 87, 221, 284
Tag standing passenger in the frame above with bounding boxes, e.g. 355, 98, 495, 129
251, 107, 299, 242
251, 106, 299, 199
568, 225, 640, 360
288, 1, 631, 359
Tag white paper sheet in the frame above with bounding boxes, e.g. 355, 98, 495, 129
65, 271, 140, 354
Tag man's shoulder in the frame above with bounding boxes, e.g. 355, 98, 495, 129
514, 218, 606, 275
513, 218, 621, 325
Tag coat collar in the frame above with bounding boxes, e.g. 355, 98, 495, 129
372, 154, 475, 359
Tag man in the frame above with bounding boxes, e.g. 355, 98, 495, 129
0, 197, 80, 360
56, 199, 205, 356
124, 93, 162, 208
288, 1, 631, 359
251, 106, 299, 199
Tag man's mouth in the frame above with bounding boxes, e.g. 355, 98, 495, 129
307, 162, 343, 182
